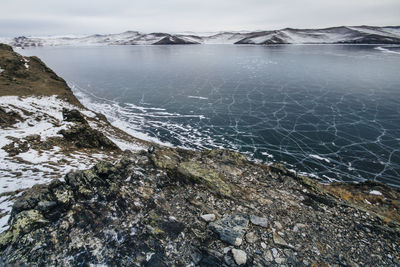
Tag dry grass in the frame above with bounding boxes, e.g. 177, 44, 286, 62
324, 183, 400, 224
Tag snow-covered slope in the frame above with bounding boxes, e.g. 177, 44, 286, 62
0, 44, 147, 232
1, 26, 400, 47
3, 31, 200, 47
236, 26, 400, 45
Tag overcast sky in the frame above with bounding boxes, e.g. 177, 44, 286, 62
1, 0, 400, 37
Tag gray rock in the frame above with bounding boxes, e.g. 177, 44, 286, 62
209, 214, 248, 246
231, 249, 247, 265
272, 248, 279, 258
273, 232, 292, 248
37, 201, 57, 212
295, 223, 306, 229
201, 214, 216, 222
245, 231, 258, 243
223, 247, 231, 254
274, 221, 283, 229
250, 215, 268, 228
265, 250, 274, 261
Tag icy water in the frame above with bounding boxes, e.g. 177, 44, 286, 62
21, 45, 400, 187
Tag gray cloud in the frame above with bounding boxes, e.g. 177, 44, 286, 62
1, 0, 399, 37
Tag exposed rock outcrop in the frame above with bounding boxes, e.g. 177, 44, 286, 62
58, 108, 120, 150
153, 35, 198, 45
0, 147, 399, 266
0, 106, 23, 127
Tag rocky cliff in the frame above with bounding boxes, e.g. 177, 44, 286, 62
0, 44, 399, 266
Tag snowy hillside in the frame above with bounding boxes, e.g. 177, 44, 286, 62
236, 26, 400, 45
1, 26, 400, 47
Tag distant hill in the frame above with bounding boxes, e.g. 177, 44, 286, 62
1, 26, 400, 47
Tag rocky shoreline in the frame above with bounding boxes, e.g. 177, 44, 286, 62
0, 43, 399, 266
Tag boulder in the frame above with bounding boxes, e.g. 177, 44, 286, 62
58, 123, 119, 150
209, 214, 248, 246
231, 249, 247, 265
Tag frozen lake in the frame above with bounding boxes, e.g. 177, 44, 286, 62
21, 44, 400, 186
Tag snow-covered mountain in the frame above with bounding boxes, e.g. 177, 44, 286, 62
1, 26, 400, 47
236, 26, 400, 45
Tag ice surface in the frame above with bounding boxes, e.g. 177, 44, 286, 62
16, 44, 400, 189
48, 44, 399, 188
375, 46, 400, 55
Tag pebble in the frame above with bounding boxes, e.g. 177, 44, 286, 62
261, 242, 267, 249
250, 215, 269, 228
223, 247, 231, 254
295, 223, 306, 229
200, 214, 216, 222
272, 248, 279, 258
265, 250, 274, 261
231, 249, 247, 265
274, 221, 283, 229
275, 257, 286, 264
245, 231, 258, 243
273, 232, 289, 247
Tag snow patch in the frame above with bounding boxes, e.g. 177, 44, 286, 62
369, 190, 383, 196
0, 196, 16, 233
108, 137, 143, 152
310, 154, 331, 163
187, 95, 208, 100
0, 94, 146, 232
261, 152, 274, 158
23, 57, 29, 69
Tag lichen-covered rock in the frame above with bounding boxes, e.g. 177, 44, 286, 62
203, 149, 247, 165
177, 161, 232, 197
11, 184, 52, 215
150, 147, 182, 169
0, 147, 399, 266
0, 209, 46, 247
